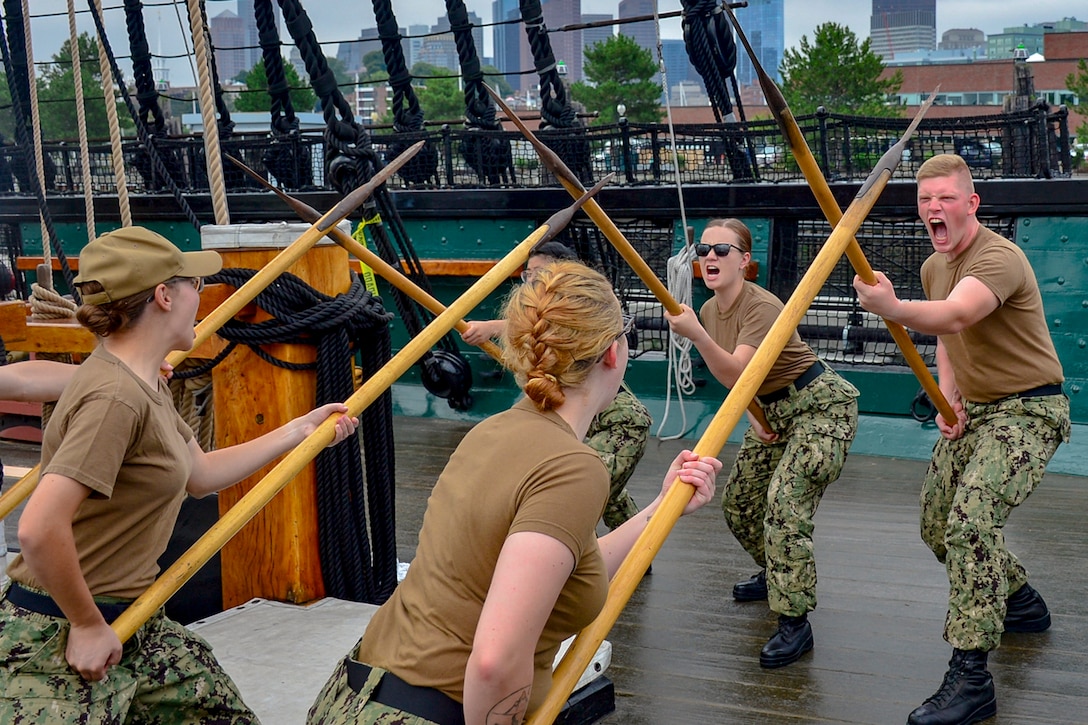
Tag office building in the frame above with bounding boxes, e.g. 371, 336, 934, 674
732, 0, 784, 85
869, 0, 936, 59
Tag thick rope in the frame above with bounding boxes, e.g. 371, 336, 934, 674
0, 4, 80, 300
19, 0, 47, 260
372, 0, 438, 184
180, 267, 398, 604
95, 0, 200, 229
66, 0, 96, 244
185, 0, 229, 225
28, 283, 77, 320
90, 0, 131, 227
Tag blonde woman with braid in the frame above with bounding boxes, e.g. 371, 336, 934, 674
309, 261, 721, 725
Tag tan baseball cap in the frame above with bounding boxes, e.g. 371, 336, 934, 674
74, 226, 222, 305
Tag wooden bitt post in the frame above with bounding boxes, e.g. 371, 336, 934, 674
202, 222, 351, 608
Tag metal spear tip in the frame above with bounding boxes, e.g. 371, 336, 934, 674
318, 140, 426, 231
857, 87, 939, 198
485, 84, 583, 192
538, 173, 614, 244
226, 154, 321, 221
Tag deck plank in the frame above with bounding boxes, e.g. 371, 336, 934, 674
3, 417, 1086, 724
388, 418, 1088, 725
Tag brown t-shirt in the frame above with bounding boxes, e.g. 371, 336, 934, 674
7, 347, 194, 598
699, 282, 818, 396
921, 225, 1063, 402
356, 398, 609, 713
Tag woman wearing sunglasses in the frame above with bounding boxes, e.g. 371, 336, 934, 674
310, 261, 721, 725
664, 218, 859, 669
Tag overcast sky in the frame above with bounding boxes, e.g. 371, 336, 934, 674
22, 0, 1081, 87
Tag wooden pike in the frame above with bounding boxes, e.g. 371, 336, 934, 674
224, 154, 504, 363
0, 142, 427, 524
722, 4, 953, 423
168, 140, 426, 370
486, 84, 774, 433
110, 177, 612, 643
529, 106, 932, 725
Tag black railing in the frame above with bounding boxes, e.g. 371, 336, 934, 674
0, 104, 1074, 196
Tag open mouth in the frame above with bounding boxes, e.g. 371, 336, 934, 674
704, 263, 721, 280
929, 218, 947, 242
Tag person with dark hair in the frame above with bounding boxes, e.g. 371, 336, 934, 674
461, 242, 651, 532
309, 261, 721, 725
664, 218, 859, 669
854, 154, 1069, 725
0, 226, 358, 723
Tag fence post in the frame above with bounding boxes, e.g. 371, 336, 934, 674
816, 106, 830, 176
650, 127, 661, 181
1055, 105, 1071, 176
442, 124, 454, 186
619, 117, 634, 184
1033, 99, 1052, 179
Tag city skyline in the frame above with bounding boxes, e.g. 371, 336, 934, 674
22, 0, 1084, 88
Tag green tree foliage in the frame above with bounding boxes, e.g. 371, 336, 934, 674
480, 65, 513, 98
1065, 58, 1088, 142
779, 22, 903, 118
363, 50, 387, 78
415, 76, 464, 122
234, 59, 317, 113
36, 32, 133, 140
571, 34, 662, 125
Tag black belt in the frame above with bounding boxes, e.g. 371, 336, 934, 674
987, 383, 1064, 404
345, 658, 465, 725
1014, 383, 1063, 399
3, 582, 131, 624
759, 361, 825, 404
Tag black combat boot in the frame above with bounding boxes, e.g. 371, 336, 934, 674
1003, 583, 1051, 633
759, 613, 813, 668
907, 649, 997, 725
732, 569, 767, 602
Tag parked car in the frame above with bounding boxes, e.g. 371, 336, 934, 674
955, 138, 1002, 169
755, 144, 784, 165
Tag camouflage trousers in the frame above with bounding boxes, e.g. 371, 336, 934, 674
723, 370, 859, 617
307, 650, 440, 724
921, 392, 1070, 652
0, 588, 257, 724
585, 386, 651, 530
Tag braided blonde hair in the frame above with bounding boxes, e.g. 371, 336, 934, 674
501, 261, 622, 411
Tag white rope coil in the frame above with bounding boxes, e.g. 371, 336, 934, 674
29, 283, 78, 320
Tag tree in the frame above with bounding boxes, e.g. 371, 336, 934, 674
234, 58, 317, 114
415, 76, 464, 122
779, 22, 903, 118
1065, 58, 1088, 143
363, 50, 387, 78
480, 65, 513, 98
35, 32, 132, 140
570, 34, 662, 125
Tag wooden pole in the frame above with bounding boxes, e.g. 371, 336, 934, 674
528, 111, 930, 725
485, 85, 773, 433
0, 143, 425, 523
110, 180, 609, 642
721, 5, 954, 423
224, 155, 504, 363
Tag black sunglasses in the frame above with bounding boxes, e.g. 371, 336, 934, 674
695, 243, 745, 257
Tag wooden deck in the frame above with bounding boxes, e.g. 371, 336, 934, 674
4, 416, 1087, 724
392, 416, 1088, 725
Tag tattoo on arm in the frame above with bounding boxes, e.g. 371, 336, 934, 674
486, 687, 531, 725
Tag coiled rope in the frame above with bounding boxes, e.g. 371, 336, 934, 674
175, 268, 399, 604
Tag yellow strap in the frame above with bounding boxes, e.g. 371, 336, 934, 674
352, 221, 380, 297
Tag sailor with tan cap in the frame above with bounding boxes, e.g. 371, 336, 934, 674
0, 226, 358, 723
